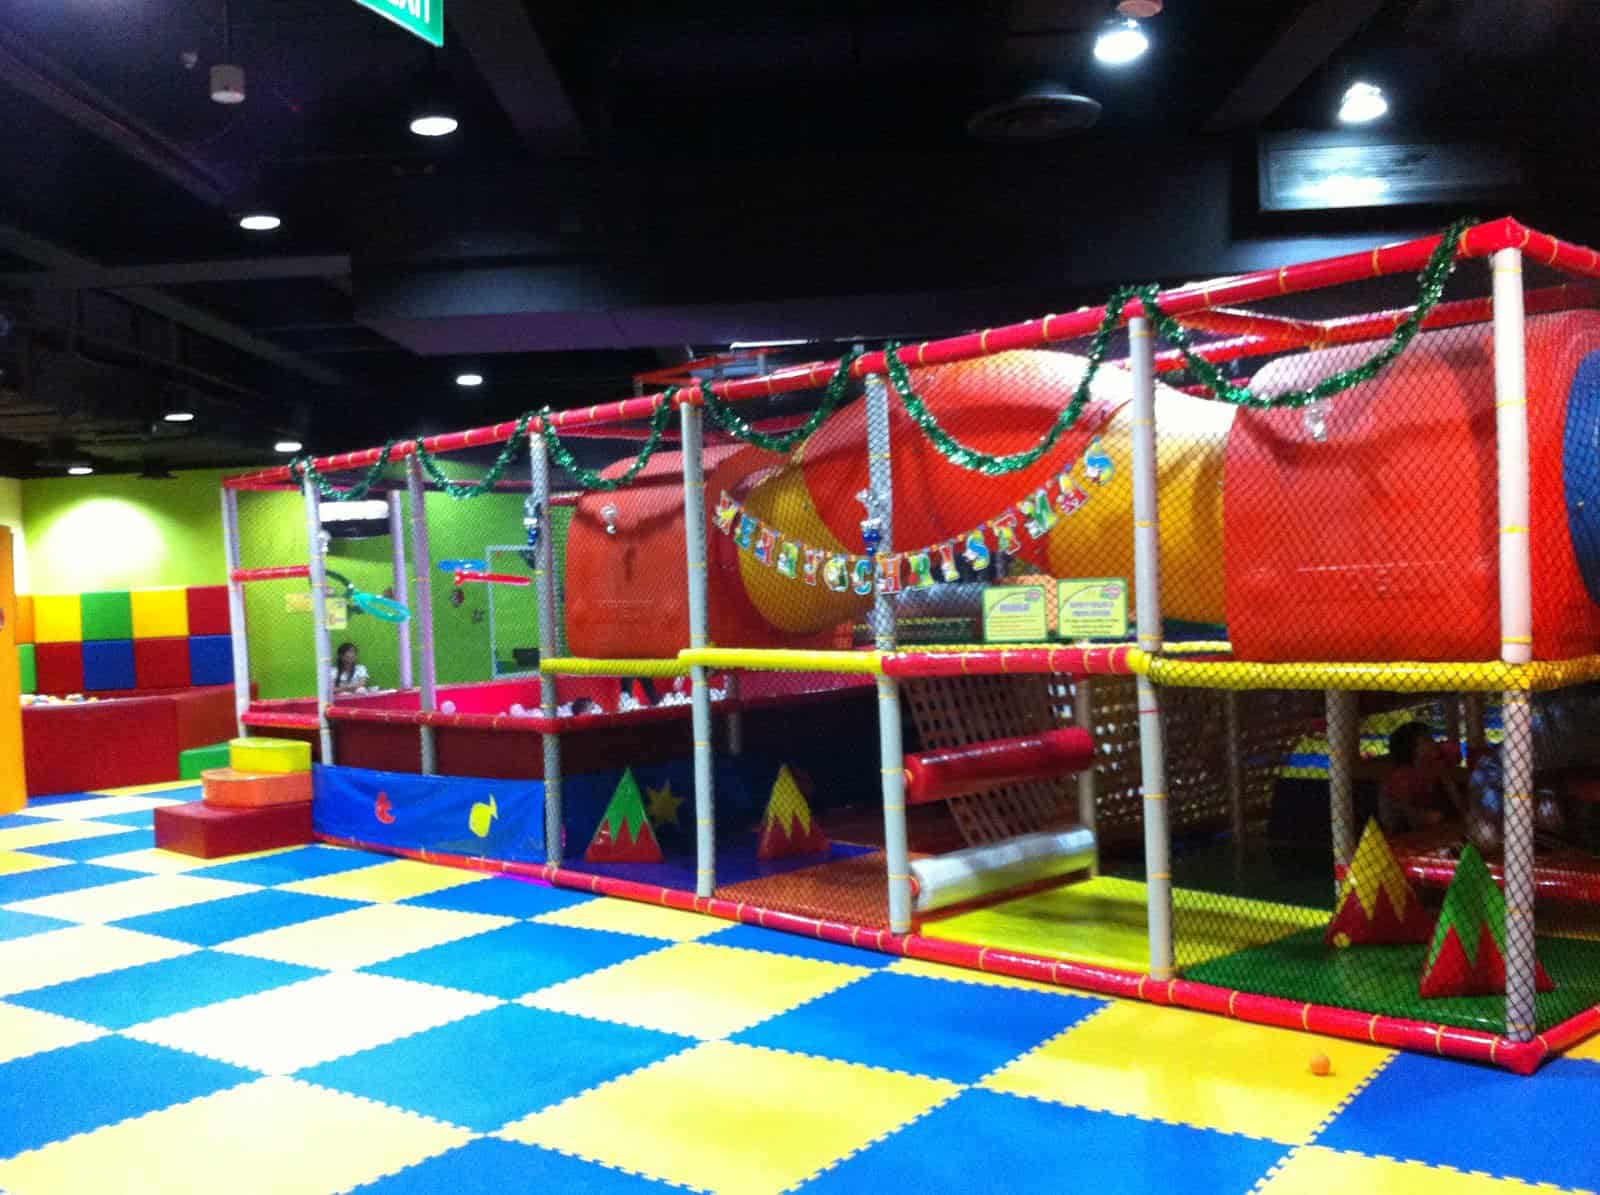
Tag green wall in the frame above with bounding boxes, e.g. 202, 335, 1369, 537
21, 468, 244, 593
0, 477, 24, 593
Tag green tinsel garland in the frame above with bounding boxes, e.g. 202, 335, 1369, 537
540, 398, 676, 492
290, 440, 397, 501
883, 217, 1473, 477
415, 413, 535, 499
697, 346, 864, 453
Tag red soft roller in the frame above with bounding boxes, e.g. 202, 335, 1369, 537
904, 727, 1094, 805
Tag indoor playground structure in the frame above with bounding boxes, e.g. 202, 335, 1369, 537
202, 215, 1600, 1074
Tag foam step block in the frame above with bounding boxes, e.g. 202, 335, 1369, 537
33, 641, 83, 694
18, 644, 35, 695
229, 736, 311, 774
32, 594, 82, 644
186, 585, 231, 636
189, 635, 233, 686
80, 591, 133, 641
179, 742, 232, 781
131, 588, 189, 639
155, 800, 313, 859
82, 640, 136, 691
202, 767, 312, 809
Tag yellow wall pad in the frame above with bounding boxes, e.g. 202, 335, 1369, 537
0, 1077, 474, 1195
229, 737, 312, 774
218, 903, 513, 971
125, 973, 499, 1077
130, 587, 189, 639
524, 941, 870, 1039
678, 647, 884, 674
922, 875, 1323, 970
540, 656, 691, 677
31, 593, 82, 643
1144, 652, 1600, 693
984, 1001, 1394, 1145
0, 924, 196, 998
502, 1040, 958, 1195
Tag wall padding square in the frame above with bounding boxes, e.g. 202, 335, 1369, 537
32, 594, 82, 644
18, 644, 36, 694
80, 591, 134, 641
15, 594, 33, 645
188, 635, 234, 686
33, 641, 84, 693
83, 640, 137, 691
185, 585, 231, 636
135, 637, 192, 690
131, 588, 189, 639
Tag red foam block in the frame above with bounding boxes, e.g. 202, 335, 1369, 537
135, 638, 192, 690
155, 800, 314, 858
186, 585, 232, 636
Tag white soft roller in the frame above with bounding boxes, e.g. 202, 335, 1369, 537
910, 826, 1097, 914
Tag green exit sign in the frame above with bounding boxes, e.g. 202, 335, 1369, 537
353, 0, 443, 46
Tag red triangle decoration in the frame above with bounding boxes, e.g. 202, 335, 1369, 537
1326, 819, 1434, 947
756, 765, 830, 861
1418, 842, 1553, 998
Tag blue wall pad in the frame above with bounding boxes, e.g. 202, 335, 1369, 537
188, 634, 234, 686
81, 639, 136, 691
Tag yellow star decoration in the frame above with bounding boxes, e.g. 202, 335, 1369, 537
645, 781, 684, 827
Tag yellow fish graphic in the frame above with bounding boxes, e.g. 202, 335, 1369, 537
468, 795, 498, 838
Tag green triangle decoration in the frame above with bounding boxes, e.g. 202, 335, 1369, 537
603, 769, 650, 839
584, 768, 663, 863
1424, 842, 1502, 971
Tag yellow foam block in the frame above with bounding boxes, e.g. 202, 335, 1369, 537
229, 736, 312, 774
130, 587, 189, 638
31, 593, 82, 643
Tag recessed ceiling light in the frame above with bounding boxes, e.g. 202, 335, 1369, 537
238, 213, 281, 232
163, 411, 195, 423
455, 372, 484, 387
1094, 19, 1149, 66
67, 465, 93, 476
274, 439, 304, 454
1338, 81, 1388, 124
410, 113, 459, 137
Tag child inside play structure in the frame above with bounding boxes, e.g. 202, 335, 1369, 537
332, 642, 373, 696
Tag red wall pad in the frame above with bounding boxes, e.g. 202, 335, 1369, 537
134, 638, 191, 690
33, 641, 84, 694
155, 800, 313, 858
186, 585, 231, 636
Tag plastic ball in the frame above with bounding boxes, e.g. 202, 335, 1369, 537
509, 703, 525, 717
1308, 1053, 1331, 1077
440, 700, 457, 714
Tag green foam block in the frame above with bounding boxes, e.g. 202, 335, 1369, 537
80, 591, 134, 642
179, 741, 232, 781
18, 643, 35, 694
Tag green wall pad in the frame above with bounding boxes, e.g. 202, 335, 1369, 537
80, 591, 134, 641
18, 643, 36, 694
179, 742, 232, 781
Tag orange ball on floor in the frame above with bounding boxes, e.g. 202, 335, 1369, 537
1308, 1053, 1332, 1077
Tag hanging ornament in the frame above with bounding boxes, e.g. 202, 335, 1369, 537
906, 551, 936, 588
754, 524, 780, 566
875, 553, 902, 594
1083, 437, 1116, 486
990, 512, 1022, 556
600, 503, 620, 535
823, 555, 851, 592
1302, 398, 1331, 443
962, 528, 993, 573
860, 516, 884, 559
850, 557, 874, 595
1018, 487, 1059, 539
802, 547, 825, 586
713, 492, 742, 534
1056, 464, 1089, 516
736, 514, 759, 550
936, 541, 961, 582
520, 496, 542, 567
775, 539, 801, 579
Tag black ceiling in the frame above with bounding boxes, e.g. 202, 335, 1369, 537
0, 0, 1596, 476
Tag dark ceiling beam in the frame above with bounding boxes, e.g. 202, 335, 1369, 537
1202, 0, 1388, 133
0, 222, 346, 388
447, 0, 587, 156
0, 22, 231, 206
0, 256, 352, 291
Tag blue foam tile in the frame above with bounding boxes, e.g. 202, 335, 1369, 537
350, 1137, 677, 1194
1317, 1053, 1600, 1191
91, 810, 161, 829
402, 876, 596, 919
187, 845, 379, 887
797, 1089, 1286, 1195
366, 921, 663, 1000
733, 971, 1103, 1084
0, 908, 73, 942
17, 830, 150, 862
81, 640, 136, 691
22, 792, 95, 807
9, 950, 322, 1030
0, 1036, 252, 1157
188, 635, 234, 686
300, 1005, 692, 1132
0, 812, 55, 828
0, 863, 140, 905
113, 889, 363, 948
702, 922, 898, 969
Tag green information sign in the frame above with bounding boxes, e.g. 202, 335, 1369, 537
352, 0, 443, 46
1057, 577, 1130, 640
982, 585, 1050, 643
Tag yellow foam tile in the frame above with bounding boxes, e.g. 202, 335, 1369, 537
228, 737, 311, 775
31, 593, 82, 644
0, 850, 69, 876
0, 819, 129, 853
0, 925, 196, 997
0, 1075, 473, 1195
984, 1001, 1394, 1145
218, 902, 512, 970
0, 1001, 107, 1064
92, 845, 297, 875
1564, 1029, 1600, 1064
283, 858, 484, 903
1257, 1146, 1558, 1194
128, 972, 499, 1074
6, 873, 258, 924
130, 587, 189, 639
502, 1040, 956, 1195
886, 957, 1074, 995
533, 897, 723, 941
89, 781, 207, 798
524, 940, 867, 1039
21, 793, 189, 820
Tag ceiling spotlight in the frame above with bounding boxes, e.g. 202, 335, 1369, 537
1338, 81, 1388, 124
163, 411, 195, 423
455, 372, 484, 388
210, 63, 246, 105
67, 465, 94, 476
238, 212, 281, 232
1116, 0, 1162, 15
1094, 19, 1149, 66
274, 439, 303, 454
410, 112, 459, 138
